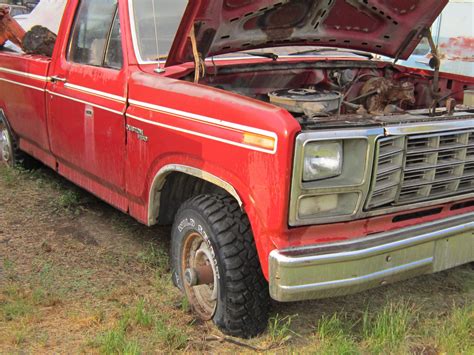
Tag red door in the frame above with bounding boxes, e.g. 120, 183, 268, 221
47, 0, 127, 205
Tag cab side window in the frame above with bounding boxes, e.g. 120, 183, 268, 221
68, 0, 123, 69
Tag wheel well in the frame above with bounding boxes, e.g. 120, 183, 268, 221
156, 172, 231, 225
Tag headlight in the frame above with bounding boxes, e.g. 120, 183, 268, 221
303, 141, 343, 181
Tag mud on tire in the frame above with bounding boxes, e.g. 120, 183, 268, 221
171, 194, 270, 338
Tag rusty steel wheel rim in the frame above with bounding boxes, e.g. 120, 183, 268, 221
181, 231, 218, 320
0, 124, 12, 166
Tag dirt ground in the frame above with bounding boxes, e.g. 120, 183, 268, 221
0, 165, 473, 354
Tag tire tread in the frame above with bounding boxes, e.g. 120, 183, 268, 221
175, 194, 270, 338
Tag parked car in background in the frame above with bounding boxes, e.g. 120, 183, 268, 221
387, 0, 473, 77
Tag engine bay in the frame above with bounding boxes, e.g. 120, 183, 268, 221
197, 61, 474, 129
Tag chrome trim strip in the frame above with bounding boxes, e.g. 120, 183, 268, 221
0, 67, 50, 82
384, 119, 474, 136
47, 90, 124, 115
64, 83, 126, 103
127, 113, 276, 154
147, 164, 242, 226
278, 214, 474, 266
129, 99, 278, 144
0, 77, 46, 91
270, 212, 474, 301
277, 258, 433, 294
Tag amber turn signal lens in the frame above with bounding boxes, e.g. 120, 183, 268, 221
242, 132, 276, 151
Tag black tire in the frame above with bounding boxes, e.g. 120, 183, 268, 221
171, 194, 270, 338
0, 114, 40, 169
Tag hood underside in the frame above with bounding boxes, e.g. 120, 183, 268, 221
166, 0, 448, 66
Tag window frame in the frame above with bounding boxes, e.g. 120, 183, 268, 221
103, 7, 123, 70
66, 0, 124, 70
128, 0, 160, 65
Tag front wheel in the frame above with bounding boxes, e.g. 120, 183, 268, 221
171, 194, 270, 338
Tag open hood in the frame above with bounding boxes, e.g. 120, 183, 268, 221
166, 0, 448, 67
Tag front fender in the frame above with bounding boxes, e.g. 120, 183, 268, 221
125, 68, 301, 278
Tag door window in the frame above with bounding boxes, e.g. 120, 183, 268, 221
68, 0, 123, 69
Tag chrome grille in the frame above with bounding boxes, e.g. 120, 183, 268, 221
367, 130, 474, 209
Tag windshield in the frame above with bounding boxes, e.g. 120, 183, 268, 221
131, 0, 187, 62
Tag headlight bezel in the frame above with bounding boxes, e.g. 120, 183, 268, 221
289, 128, 383, 226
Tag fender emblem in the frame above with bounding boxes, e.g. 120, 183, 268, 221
126, 124, 149, 142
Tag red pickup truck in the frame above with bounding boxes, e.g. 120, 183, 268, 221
1, 0, 473, 338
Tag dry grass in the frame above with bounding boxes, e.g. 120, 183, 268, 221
0, 164, 473, 353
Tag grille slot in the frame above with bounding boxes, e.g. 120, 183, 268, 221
367, 130, 474, 209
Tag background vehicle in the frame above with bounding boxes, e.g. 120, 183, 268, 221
1, 0, 473, 338
388, 0, 473, 76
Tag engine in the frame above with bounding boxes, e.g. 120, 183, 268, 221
267, 75, 417, 120
268, 89, 342, 117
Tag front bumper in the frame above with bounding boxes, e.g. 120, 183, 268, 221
269, 212, 474, 302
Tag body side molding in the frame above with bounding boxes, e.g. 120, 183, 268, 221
147, 164, 243, 226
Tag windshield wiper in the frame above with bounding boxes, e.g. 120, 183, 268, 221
289, 47, 373, 60
244, 52, 279, 61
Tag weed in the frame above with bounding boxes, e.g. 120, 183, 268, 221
0, 297, 33, 321
137, 244, 168, 272
154, 317, 188, 351
2, 258, 17, 280
362, 301, 414, 353
30, 262, 62, 306
97, 328, 140, 355
435, 304, 474, 353
315, 313, 358, 355
94, 312, 141, 355
180, 296, 190, 313
12, 323, 30, 345
132, 299, 153, 328
0, 166, 20, 186
55, 190, 82, 212
268, 314, 298, 344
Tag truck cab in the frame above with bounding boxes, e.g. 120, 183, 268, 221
0, 0, 473, 338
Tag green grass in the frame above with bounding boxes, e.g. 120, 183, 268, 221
1, 163, 472, 353
0, 297, 33, 322
132, 299, 153, 328
314, 313, 358, 355
93, 299, 188, 353
96, 328, 141, 355
153, 317, 188, 350
137, 243, 169, 273
268, 314, 298, 344
361, 301, 414, 354
435, 304, 474, 354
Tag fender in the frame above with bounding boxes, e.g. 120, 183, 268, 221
147, 163, 243, 226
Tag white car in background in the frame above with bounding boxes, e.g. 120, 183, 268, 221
382, 0, 474, 76
389, 0, 473, 76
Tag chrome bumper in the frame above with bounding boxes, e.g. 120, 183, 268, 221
270, 213, 474, 302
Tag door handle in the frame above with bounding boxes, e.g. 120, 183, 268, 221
50, 75, 67, 83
